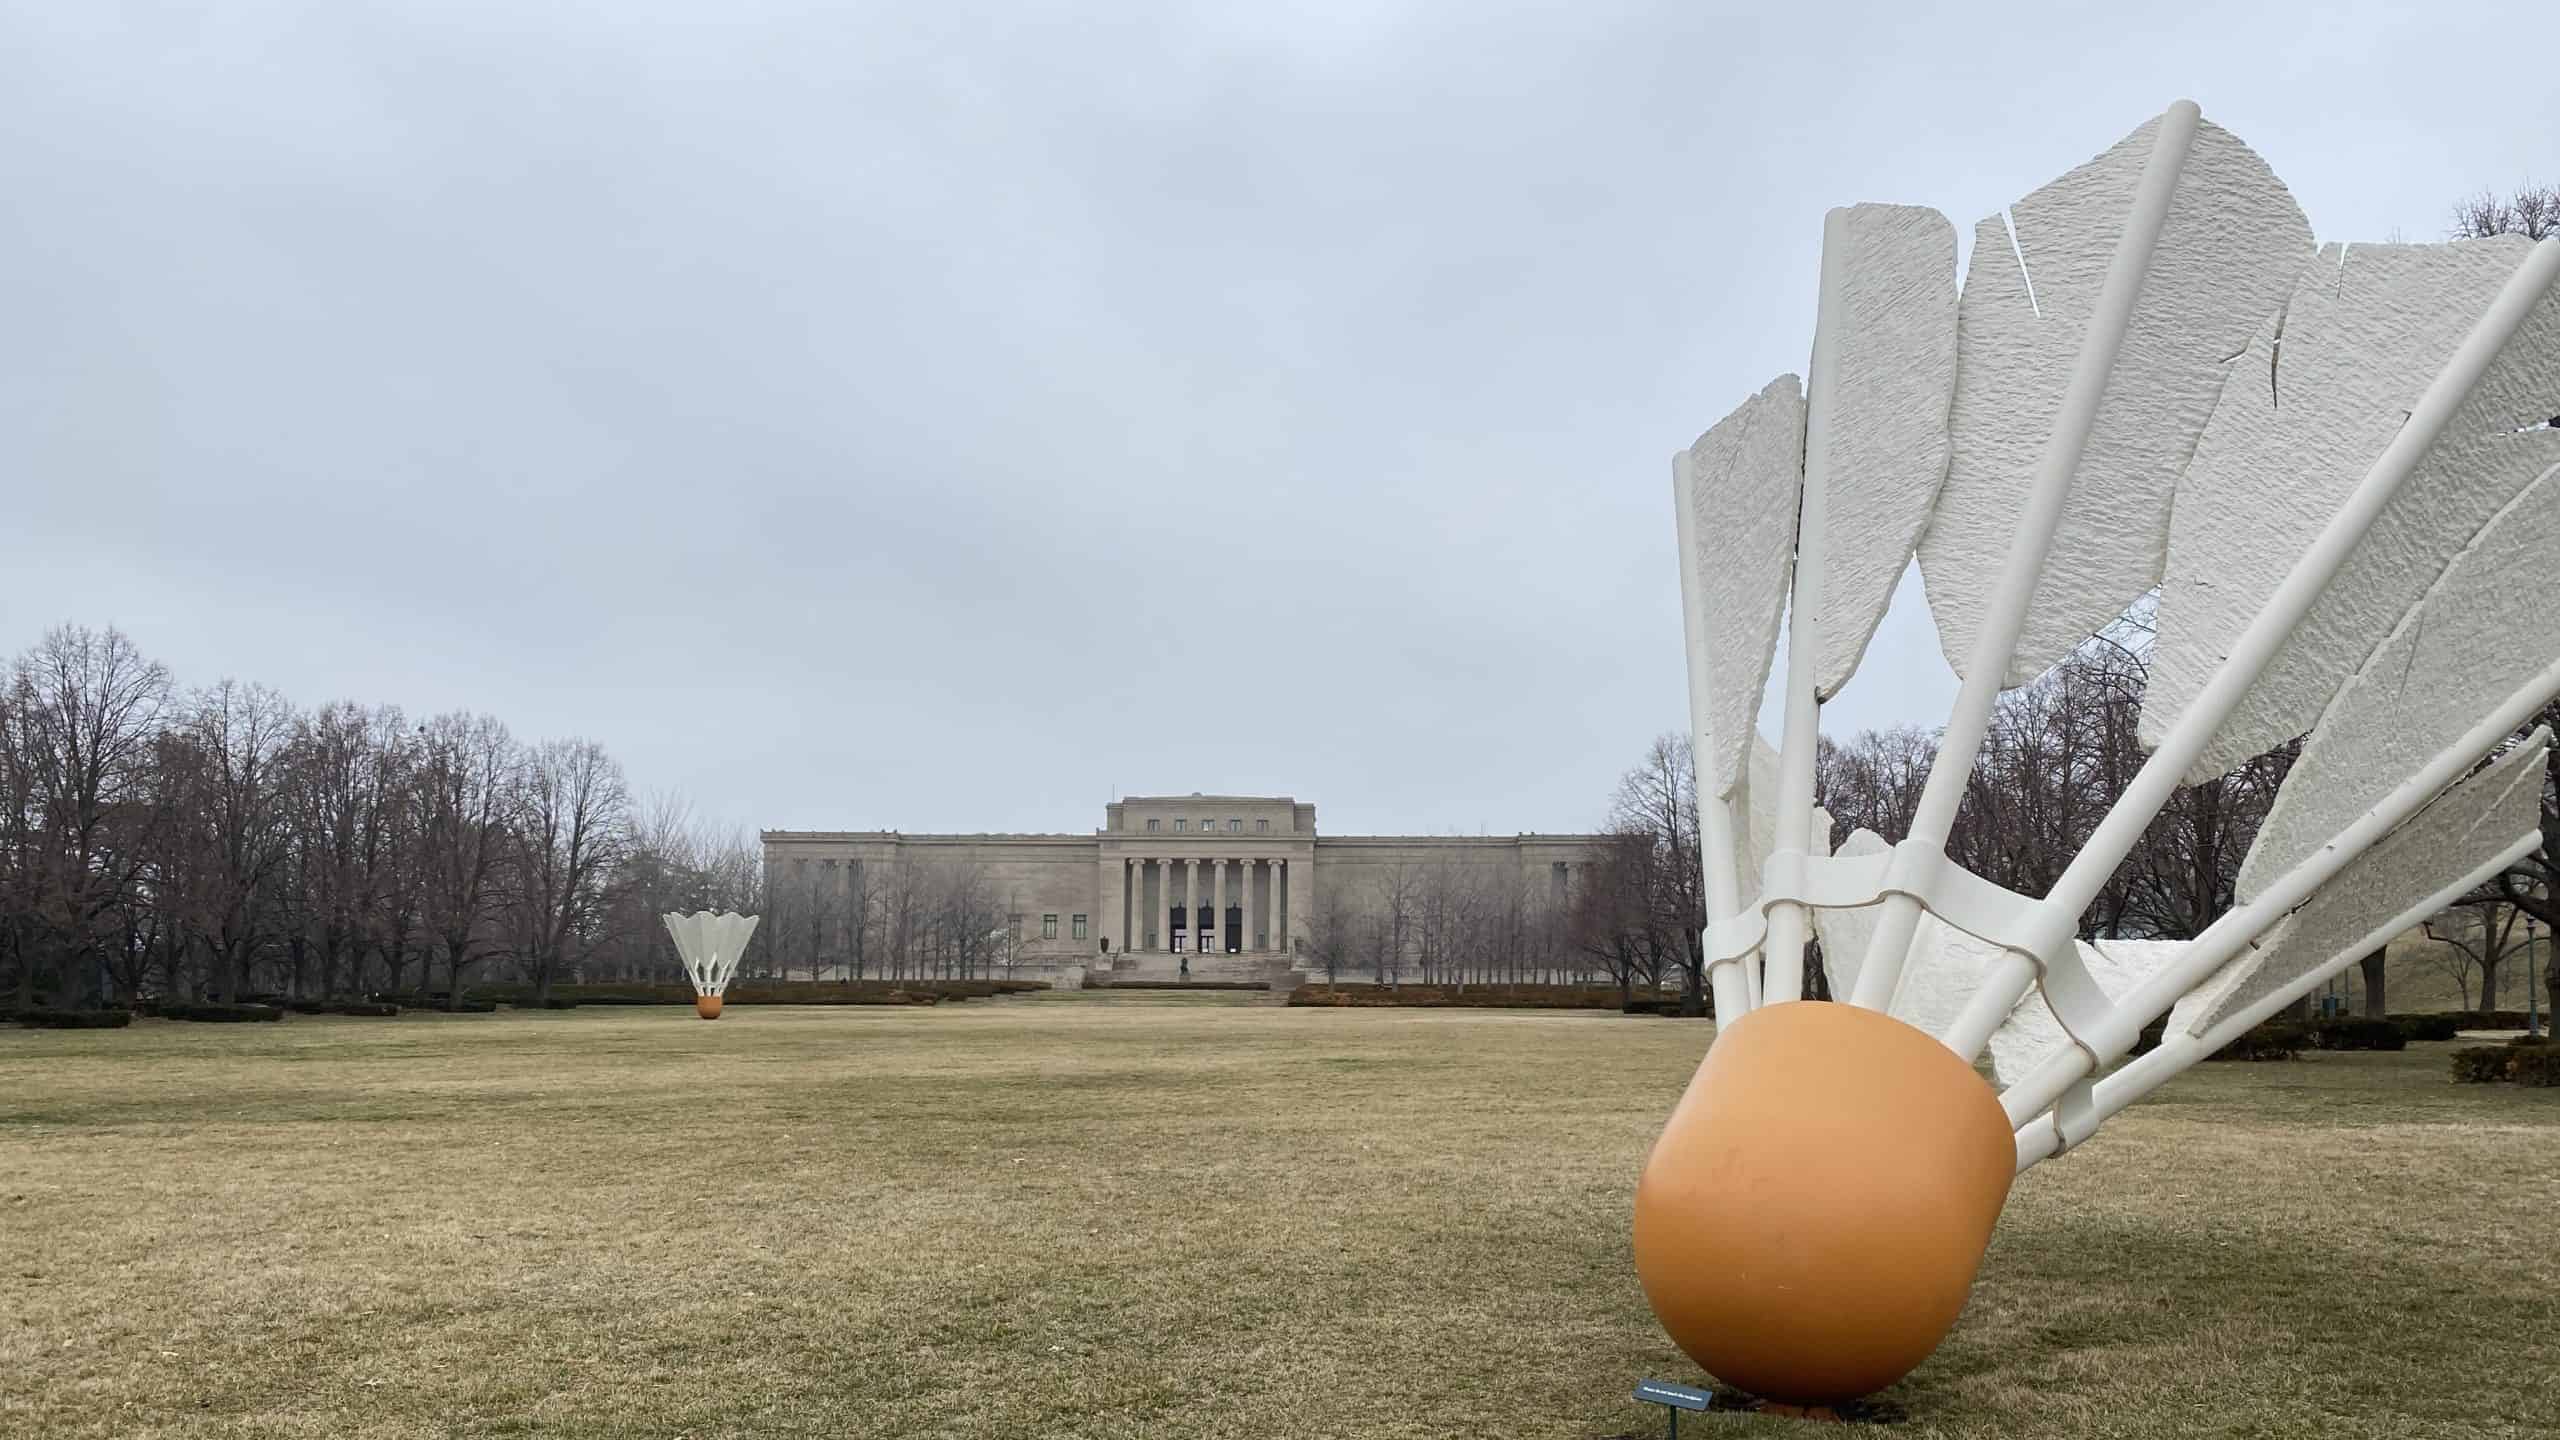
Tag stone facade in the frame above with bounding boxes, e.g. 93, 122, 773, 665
760, 793, 1607, 987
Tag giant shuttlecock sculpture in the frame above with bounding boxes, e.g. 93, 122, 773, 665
1642, 99, 2559, 1407
663, 911, 761, 1020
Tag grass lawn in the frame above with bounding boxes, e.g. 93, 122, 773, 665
2, 995, 2554, 1438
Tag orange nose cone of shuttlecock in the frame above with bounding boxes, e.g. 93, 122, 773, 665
1633, 1000, 2015, 1405
694, 995, 723, 1020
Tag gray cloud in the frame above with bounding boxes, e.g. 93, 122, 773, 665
4, 0, 2551, 835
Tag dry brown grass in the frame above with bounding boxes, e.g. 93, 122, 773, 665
2, 993, 2554, 1438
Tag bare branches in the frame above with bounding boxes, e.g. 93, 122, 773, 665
2451, 183, 2560, 242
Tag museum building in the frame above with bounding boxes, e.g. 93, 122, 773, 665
760, 793, 1609, 985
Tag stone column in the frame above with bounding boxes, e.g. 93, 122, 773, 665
1141, 859, 1157, 952
1242, 859, 1257, 952
1124, 859, 1140, 952
1270, 859, 1285, 953
1214, 859, 1230, 953
1183, 859, 1198, 953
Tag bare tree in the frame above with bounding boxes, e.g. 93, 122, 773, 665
1299, 886, 1357, 985
285, 703, 407, 1000
513, 738, 631, 1004
1609, 734, 1708, 1013
2451, 183, 2560, 242
4, 626, 170, 1008
1567, 828, 1668, 1006
2424, 895, 2525, 1012
414, 713, 521, 1007
172, 680, 298, 1002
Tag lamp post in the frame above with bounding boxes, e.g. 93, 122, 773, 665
2527, 912, 2541, 1038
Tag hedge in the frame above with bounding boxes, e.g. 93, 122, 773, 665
463, 979, 1040, 1006
2308, 1017, 2407, 1052
159, 1003, 284, 1023
2451, 1036, 2558, 1085
2394, 1013, 2464, 1043
2207, 1021, 2305, 1062
1287, 983, 1662, 1012
2517, 1046, 2560, 1087
277, 998, 405, 1016
2433, 1009, 2532, 1030
372, 995, 497, 1013
14, 1009, 134, 1029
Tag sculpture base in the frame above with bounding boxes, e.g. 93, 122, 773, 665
694, 995, 723, 1020
1632, 1001, 2014, 1405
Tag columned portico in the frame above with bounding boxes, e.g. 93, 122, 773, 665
772, 793, 1597, 987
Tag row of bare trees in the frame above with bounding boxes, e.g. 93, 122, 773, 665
759, 853, 1018, 983
1, 624, 766, 1009
1291, 858, 1580, 989
1569, 609, 2300, 1015
1572, 607, 2560, 1020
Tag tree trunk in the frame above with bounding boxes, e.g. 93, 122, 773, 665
2480, 953, 2500, 1012
2358, 949, 2387, 1019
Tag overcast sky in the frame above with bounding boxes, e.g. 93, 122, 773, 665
3, 2, 2552, 838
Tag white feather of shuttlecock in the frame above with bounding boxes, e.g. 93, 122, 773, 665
663, 911, 761, 998
1673, 98, 2560, 1176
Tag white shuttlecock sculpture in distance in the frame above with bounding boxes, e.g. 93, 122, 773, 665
664, 910, 761, 1020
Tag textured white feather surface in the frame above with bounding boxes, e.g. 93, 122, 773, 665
1809, 849, 2000, 1043
2148, 238, 2535, 780
1920, 110, 2312, 686
2242, 461, 2560, 899
1681, 377, 1806, 798
1806, 204, 1959, 697
1987, 939, 2186, 1087
1737, 736, 1831, 910
1878, 921, 2006, 1048
665, 909, 760, 989
2235, 256, 2560, 812
2173, 738, 2544, 1036
1808, 829, 1893, 991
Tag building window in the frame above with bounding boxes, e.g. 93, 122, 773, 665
1072, 914, 1088, 940
1042, 914, 1058, 940
1257, 818, 1269, 833
1175, 819, 1188, 831
1008, 913, 1022, 938
1146, 818, 1160, 833
1228, 818, 1242, 832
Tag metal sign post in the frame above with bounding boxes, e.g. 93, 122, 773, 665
1634, 1379, 1713, 1436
